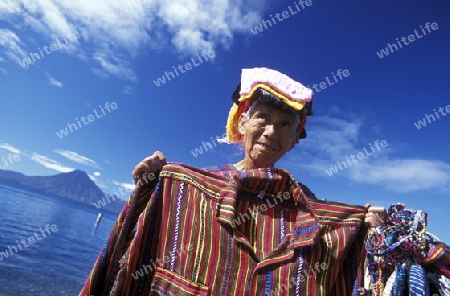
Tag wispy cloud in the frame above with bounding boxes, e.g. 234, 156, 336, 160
53, 149, 99, 168
30, 153, 74, 172
112, 180, 135, 191
285, 113, 450, 193
88, 173, 108, 189
0, 28, 27, 63
93, 52, 137, 82
122, 85, 134, 95
0, 56, 6, 74
0, 143, 21, 154
97, 183, 109, 189
0, 0, 263, 80
348, 159, 450, 192
46, 73, 64, 88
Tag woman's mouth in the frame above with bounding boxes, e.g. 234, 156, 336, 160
257, 143, 276, 151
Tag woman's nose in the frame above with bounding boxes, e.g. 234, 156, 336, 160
263, 124, 276, 138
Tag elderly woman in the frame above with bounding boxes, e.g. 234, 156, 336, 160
80, 68, 387, 296
132, 68, 385, 226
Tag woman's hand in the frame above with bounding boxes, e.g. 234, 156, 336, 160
364, 204, 388, 228
131, 151, 167, 186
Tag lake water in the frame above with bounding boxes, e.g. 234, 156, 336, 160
0, 183, 118, 295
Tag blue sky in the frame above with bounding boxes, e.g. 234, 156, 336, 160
1, 0, 449, 241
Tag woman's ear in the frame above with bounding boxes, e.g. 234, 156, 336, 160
237, 113, 247, 136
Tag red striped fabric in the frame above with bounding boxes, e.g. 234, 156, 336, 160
80, 163, 368, 295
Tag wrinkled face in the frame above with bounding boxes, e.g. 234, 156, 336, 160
238, 102, 298, 168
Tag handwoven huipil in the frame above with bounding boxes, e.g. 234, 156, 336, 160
80, 163, 368, 296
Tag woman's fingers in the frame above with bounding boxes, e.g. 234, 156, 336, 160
131, 151, 167, 181
132, 162, 151, 179
368, 206, 388, 221
363, 204, 388, 228
364, 212, 385, 228
132, 159, 156, 178
153, 151, 167, 166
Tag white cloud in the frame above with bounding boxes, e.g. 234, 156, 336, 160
0, 28, 27, 63
122, 85, 134, 95
112, 180, 135, 191
30, 152, 74, 172
54, 149, 99, 168
46, 73, 64, 88
349, 159, 450, 192
0, 1, 21, 16
97, 183, 109, 189
303, 116, 362, 157
0, 67, 6, 74
0, 143, 21, 154
0, 0, 263, 80
93, 52, 137, 82
285, 115, 450, 193
89, 173, 108, 189
49, 77, 63, 87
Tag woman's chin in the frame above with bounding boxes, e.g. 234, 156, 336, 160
252, 155, 277, 168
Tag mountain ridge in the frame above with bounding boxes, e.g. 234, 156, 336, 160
0, 169, 125, 213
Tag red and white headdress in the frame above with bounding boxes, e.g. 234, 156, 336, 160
225, 67, 314, 143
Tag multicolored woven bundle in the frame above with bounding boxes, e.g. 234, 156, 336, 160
365, 203, 450, 295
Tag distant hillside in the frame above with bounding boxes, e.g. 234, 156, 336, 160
0, 169, 125, 213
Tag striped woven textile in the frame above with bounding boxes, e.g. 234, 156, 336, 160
203, 164, 319, 201
408, 263, 429, 296
79, 163, 369, 295
393, 263, 407, 296
383, 269, 396, 296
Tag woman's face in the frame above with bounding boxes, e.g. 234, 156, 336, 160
238, 102, 298, 168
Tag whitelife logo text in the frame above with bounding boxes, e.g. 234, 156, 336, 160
0, 224, 58, 261
153, 50, 215, 87
18, 31, 81, 67
414, 104, 450, 130
56, 102, 118, 139
325, 140, 388, 176
250, 0, 313, 35
376, 22, 439, 59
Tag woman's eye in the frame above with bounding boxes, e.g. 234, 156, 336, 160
257, 113, 269, 120
281, 121, 291, 128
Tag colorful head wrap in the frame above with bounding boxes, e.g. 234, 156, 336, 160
225, 67, 314, 143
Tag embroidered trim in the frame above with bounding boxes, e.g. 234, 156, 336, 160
280, 210, 286, 241
170, 182, 184, 271
193, 197, 207, 281
295, 249, 304, 296
220, 231, 234, 296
